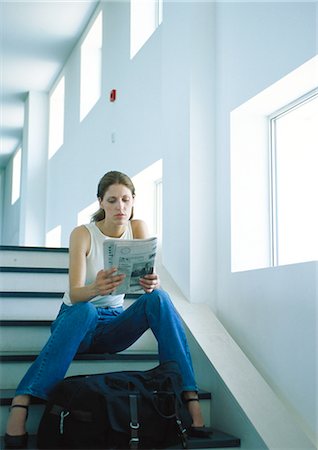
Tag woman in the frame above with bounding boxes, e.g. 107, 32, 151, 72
5, 170, 210, 449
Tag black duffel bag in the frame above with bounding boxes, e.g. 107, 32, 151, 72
37, 361, 192, 449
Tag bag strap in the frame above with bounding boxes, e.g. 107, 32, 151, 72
129, 394, 140, 450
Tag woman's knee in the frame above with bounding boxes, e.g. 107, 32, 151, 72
144, 289, 174, 311
69, 302, 98, 323
52, 302, 98, 332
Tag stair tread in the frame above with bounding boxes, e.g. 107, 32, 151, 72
0, 430, 240, 449
0, 388, 212, 405
0, 291, 140, 299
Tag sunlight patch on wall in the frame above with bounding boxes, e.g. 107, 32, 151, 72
77, 200, 99, 226
132, 159, 162, 239
46, 225, 61, 248
11, 147, 21, 205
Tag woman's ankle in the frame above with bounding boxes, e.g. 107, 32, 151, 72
6, 395, 30, 436
183, 391, 205, 427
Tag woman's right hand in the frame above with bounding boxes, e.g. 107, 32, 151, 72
94, 268, 125, 296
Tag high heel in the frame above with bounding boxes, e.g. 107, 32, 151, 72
183, 398, 214, 437
4, 405, 29, 449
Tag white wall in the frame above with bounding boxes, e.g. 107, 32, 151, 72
46, 1, 163, 248
19, 92, 48, 246
214, 1, 317, 440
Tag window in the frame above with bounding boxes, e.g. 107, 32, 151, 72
130, 0, 162, 59
230, 55, 318, 272
11, 147, 21, 204
80, 11, 103, 121
269, 91, 318, 266
48, 76, 65, 159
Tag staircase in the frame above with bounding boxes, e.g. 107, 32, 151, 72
0, 245, 240, 449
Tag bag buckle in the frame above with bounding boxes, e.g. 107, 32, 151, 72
130, 421, 140, 430
59, 411, 70, 435
176, 417, 188, 449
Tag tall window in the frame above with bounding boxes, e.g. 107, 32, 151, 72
11, 147, 21, 204
48, 76, 65, 159
230, 55, 317, 272
130, 0, 163, 59
80, 11, 103, 121
269, 90, 318, 266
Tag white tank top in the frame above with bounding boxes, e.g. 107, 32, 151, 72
63, 221, 133, 307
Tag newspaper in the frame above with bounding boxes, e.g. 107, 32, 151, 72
103, 237, 158, 295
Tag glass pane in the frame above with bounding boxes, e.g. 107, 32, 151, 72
275, 95, 318, 265
80, 11, 102, 121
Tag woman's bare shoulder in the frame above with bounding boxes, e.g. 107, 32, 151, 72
69, 225, 90, 249
70, 224, 89, 238
131, 219, 150, 239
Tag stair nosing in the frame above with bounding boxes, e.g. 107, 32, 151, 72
0, 245, 69, 253
0, 292, 140, 300
0, 352, 159, 362
0, 267, 69, 274
0, 291, 65, 298
0, 388, 212, 405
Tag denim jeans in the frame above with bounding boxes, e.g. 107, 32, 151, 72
16, 289, 198, 400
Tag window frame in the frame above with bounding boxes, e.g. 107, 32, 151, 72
268, 88, 318, 266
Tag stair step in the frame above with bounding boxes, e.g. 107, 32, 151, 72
0, 292, 140, 320
0, 352, 160, 389
0, 268, 69, 292
0, 389, 213, 442
0, 292, 64, 320
0, 245, 69, 268
0, 429, 240, 449
0, 324, 157, 352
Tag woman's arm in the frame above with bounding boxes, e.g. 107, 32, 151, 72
131, 220, 160, 293
68, 226, 125, 303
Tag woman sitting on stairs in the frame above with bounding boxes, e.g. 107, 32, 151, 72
5, 170, 212, 449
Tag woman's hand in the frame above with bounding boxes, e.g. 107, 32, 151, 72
139, 272, 160, 293
94, 268, 125, 296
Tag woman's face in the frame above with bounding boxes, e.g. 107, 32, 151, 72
99, 183, 134, 225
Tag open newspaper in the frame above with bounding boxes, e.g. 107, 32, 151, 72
103, 237, 158, 295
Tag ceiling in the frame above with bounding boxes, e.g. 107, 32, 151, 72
0, 0, 99, 170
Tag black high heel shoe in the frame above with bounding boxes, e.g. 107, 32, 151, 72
184, 397, 214, 438
4, 404, 29, 449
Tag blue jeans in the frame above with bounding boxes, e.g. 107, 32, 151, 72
16, 289, 198, 400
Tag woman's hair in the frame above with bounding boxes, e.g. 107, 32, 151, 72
91, 170, 136, 222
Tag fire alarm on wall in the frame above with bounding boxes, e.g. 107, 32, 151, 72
110, 89, 117, 102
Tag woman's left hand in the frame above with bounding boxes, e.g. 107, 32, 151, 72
139, 273, 160, 293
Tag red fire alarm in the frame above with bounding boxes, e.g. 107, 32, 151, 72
110, 89, 117, 102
